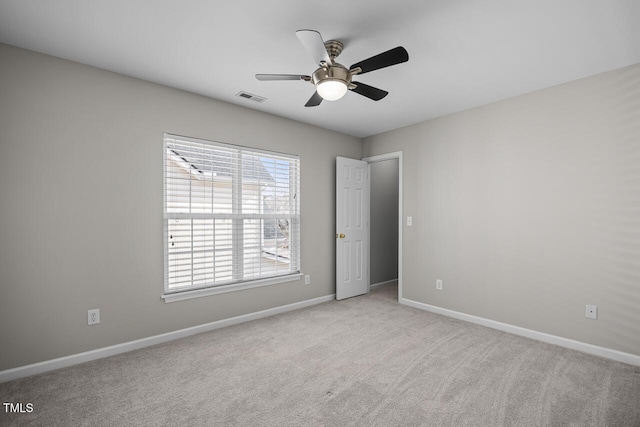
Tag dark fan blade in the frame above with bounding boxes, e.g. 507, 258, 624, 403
255, 74, 309, 81
350, 82, 388, 101
296, 29, 332, 66
350, 46, 409, 75
305, 91, 323, 107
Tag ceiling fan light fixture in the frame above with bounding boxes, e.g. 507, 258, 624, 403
317, 79, 348, 101
256, 30, 409, 107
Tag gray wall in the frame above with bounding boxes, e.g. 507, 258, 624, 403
2, 41, 638, 371
363, 63, 640, 357
369, 159, 399, 285
0, 43, 361, 371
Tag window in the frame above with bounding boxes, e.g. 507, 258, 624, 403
163, 134, 300, 301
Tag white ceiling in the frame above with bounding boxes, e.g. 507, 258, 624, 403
1, 0, 639, 138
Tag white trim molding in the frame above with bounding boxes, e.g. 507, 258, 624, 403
162, 273, 302, 303
0, 294, 335, 383
400, 297, 640, 367
370, 279, 398, 290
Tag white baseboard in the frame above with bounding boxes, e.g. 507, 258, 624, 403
400, 297, 640, 367
0, 294, 336, 383
370, 279, 398, 289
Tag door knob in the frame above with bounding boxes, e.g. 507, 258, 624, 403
338, 233, 346, 239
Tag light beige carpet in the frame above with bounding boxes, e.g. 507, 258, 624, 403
1, 283, 639, 426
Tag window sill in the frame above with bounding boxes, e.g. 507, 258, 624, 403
161, 273, 302, 303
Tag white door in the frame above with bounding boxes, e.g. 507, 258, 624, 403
336, 157, 369, 300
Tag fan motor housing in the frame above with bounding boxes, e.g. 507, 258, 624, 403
311, 64, 351, 87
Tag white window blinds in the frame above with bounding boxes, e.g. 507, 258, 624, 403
163, 133, 300, 295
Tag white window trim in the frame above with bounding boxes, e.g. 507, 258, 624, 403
162, 133, 301, 302
161, 273, 302, 303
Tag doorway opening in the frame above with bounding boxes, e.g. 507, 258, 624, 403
364, 152, 403, 302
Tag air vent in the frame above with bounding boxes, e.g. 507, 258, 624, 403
235, 91, 267, 103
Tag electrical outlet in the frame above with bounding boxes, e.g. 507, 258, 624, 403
88, 309, 100, 325
436, 279, 443, 290
304, 275, 311, 285
586, 305, 597, 320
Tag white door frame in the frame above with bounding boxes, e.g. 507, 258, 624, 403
362, 151, 403, 301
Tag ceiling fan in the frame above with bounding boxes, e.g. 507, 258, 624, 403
256, 29, 409, 107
